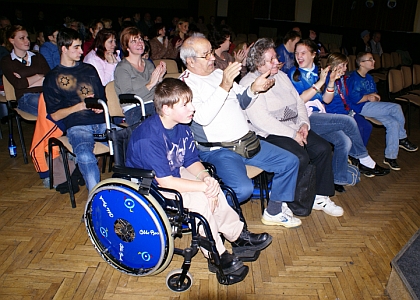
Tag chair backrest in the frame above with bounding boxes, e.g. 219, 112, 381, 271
153, 59, 178, 74
382, 53, 393, 69
347, 55, 356, 72
388, 69, 404, 93
391, 52, 401, 68
412, 64, 420, 86
105, 81, 124, 118
3, 76, 16, 101
401, 66, 412, 89
372, 53, 381, 70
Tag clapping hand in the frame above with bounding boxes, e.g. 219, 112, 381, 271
252, 70, 275, 94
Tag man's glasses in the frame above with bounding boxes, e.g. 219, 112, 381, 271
196, 49, 215, 60
361, 58, 375, 62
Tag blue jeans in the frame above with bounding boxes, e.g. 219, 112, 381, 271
66, 123, 107, 192
199, 140, 299, 204
18, 93, 40, 116
124, 103, 155, 126
309, 112, 368, 185
360, 102, 407, 159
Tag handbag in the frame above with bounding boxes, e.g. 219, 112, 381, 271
287, 154, 317, 217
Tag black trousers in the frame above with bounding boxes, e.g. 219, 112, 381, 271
260, 130, 335, 196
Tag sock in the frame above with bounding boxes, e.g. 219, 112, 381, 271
266, 201, 283, 215
360, 155, 375, 168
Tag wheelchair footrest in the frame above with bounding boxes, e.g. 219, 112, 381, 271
232, 248, 261, 262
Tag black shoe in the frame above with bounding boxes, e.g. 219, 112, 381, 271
399, 138, 418, 152
334, 184, 346, 193
208, 251, 244, 274
383, 158, 401, 171
216, 265, 249, 285
230, 229, 272, 252
348, 156, 359, 167
359, 163, 390, 177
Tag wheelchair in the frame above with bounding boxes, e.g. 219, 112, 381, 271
83, 97, 258, 292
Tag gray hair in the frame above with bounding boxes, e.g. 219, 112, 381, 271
246, 38, 276, 72
180, 32, 206, 65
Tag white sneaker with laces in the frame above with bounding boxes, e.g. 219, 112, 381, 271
261, 203, 302, 228
312, 195, 344, 217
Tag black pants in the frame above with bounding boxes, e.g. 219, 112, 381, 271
261, 130, 335, 197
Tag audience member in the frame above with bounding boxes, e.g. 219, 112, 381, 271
179, 34, 301, 228
241, 38, 342, 216
347, 52, 418, 171
114, 26, 166, 125
126, 78, 272, 283
33, 11, 46, 34
83, 20, 103, 56
43, 28, 106, 192
32, 30, 45, 52
1, 25, 50, 116
149, 24, 181, 60
0, 16, 11, 29
275, 30, 301, 74
292, 26, 301, 37
288, 39, 388, 189
370, 31, 383, 56
171, 19, 189, 47
39, 26, 61, 69
196, 16, 208, 36
309, 29, 328, 58
101, 18, 113, 29
356, 30, 371, 54
138, 12, 153, 39
0, 27, 10, 86
83, 28, 120, 86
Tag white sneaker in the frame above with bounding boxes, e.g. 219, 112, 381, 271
312, 195, 344, 217
261, 203, 302, 228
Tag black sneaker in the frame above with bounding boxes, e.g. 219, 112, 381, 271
383, 158, 401, 171
359, 163, 390, 177
348, 156, 359, 167
334, 184, 346, 193
230, 229, 272, 252
399, 138, 418, 152
207, 251, 244, 274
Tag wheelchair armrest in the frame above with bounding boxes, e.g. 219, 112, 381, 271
119, 94, 139, 104
112, 165, 155, 178
85, 97, 106, 109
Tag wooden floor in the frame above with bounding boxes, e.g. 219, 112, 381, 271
0, 119, 420, 300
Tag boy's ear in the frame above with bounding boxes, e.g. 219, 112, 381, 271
161, 104, 171, 116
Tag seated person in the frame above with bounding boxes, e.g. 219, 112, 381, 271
83, 28, 120, 86
347, 52, 418, 171
275, 30, 300, 74
322, 52, 373, 147
40, 26, 61, 69
1, 25, 50, 116
83, 19, 103, 56
125, 78, 272, 283
114, 26, 166, 125
240, 38, 342, 217
43, 28, 106, 192
32, 30, 45, 52
149, 24, 181, 60
355, 30, 371, 55
179, 34, 301, 228
370, 31, 383, 56
288, 40, 389, 186
207, 27, 248, 79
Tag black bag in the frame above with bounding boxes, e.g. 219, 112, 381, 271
287, 162, 317, 217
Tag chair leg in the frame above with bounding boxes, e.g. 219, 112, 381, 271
15, 114, 28, 164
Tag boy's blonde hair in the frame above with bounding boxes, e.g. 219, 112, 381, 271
154, 78, 193, 115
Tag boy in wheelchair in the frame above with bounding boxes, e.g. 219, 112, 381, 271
125, 78, 272, 284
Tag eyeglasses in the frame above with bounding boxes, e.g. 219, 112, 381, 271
361, 58, 375, 62
196, 49, 215, 60
265, 57, 279, 64
130, 37, 144, 44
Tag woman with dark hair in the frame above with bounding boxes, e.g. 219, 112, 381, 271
208, 27, 248, 78
288, 39, 389, 186
83, 28, 120, 86
149, 23, 181, 60
83, 19, 103, 56
0, 25, 50, 116
308, 29, 328, 58
240, 38, 342, 217
114, 26, 166, 125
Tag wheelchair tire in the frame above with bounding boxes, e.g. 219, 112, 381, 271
166, 268, 193, 292
85, 178, 174, 276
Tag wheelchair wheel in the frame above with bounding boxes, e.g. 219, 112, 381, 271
85, 178, 174, 276
166, 268, 193, 292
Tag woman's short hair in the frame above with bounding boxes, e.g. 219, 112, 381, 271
326, 52, 348, 69
93, 28, 116, 60
57, 28, 81, 54
247, 38, 275, 73
154, 78, 192, 115
154, 23, 165, 36
207, 27, 231, 50
120, 26, 142, 57
5, 25, 26, 51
